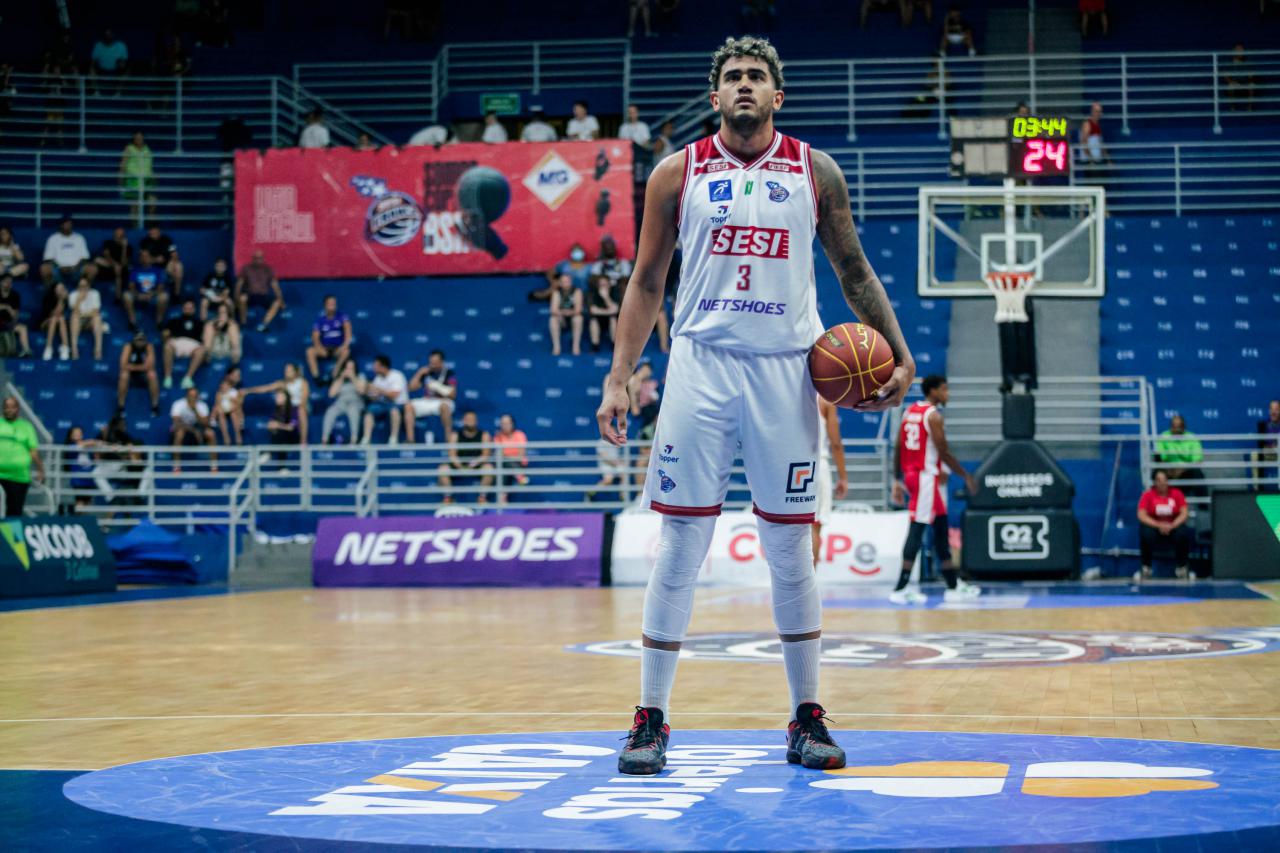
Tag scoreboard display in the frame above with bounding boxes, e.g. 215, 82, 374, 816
950, 116, 1072, 179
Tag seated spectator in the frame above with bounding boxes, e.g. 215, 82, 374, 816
40, 214, 91, 289
94, 226, 131, 301
116, 330, 160, 415
588, 274, 620, 352
1079, 102, 1107, 169
202, 302, 242, 365
1136, 470, 1192, 581
213, 366, 244, 446
299, 110, 331, 149
565, 101, 600, 141
68, 275, 104, 361
362, 354, 408, 444
406, 349, 458, 441
628, 0, 653, 37
266, 390, 300, 463
355, 132, 378, 151
1258, 399, 1280, 489
120, 132, 157, 222
548, 273, 584, 357
534, 241, 591, 301
62, 425, 98, 512
90, 29, 129, 93
38, 277, 70, 361
0, 274, 33, 358
436, 409, 492, 503
481, 112, 508, 144
162, 298, 206, 389
618, 103, 652, 145
170, 386, 217, 473
139, 223, 184, 296
322, 359, 366, 445
123, 252, 170, 329
407, 123, 451, 147
1079, 0, 1108, 37
520, 109, 557, 143
0, 226, 30, 280
939, 5, 977, 55
305, 294, 352, 382
246, 363, 311, 445
651, 120, 676, 161
591, 234, 633, 290
235, 250, 285, 332
492, 413, 528, 505
1156, 414, 1205, 495
1223, 43, 1256, 111
199, 258, 233, 320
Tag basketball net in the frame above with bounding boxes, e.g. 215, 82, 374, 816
984, 270, 1036, 323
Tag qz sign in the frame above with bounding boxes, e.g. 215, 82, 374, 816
988, 514, 1050, 561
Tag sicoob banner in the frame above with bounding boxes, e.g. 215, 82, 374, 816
234, 142, 634, 277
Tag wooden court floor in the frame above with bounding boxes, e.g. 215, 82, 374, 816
4, 582, 1280, 774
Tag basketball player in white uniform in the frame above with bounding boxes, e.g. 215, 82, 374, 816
597, 36, 915, 775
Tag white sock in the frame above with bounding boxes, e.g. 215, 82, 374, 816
781, 638, 822, 716
640, 647, 680, 718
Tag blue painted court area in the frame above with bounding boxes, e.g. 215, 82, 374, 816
822, 580, 1272, 611
45, 730, 1280, 851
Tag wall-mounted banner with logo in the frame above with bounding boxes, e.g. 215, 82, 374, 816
312, 513, 603, 587
611, 510, 912, 586
0, 516, 116, 598
234, 142, 634, 278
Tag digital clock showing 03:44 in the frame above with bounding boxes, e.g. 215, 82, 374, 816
1011, 116, 1070, 139
1009, 116, 1071, 178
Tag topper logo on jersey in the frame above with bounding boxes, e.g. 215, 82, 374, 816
659, 444, 679, 464
786, 461, 815, 494
709, 204, 731, 225
765, 181, 790, 203
709, 226, 791, 259
708, 179, 733, 201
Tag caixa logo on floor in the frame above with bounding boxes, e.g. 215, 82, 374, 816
311, 514, 603, 587
62, 730, 1280, 850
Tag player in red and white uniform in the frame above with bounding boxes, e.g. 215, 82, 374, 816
597, 36, 915, 775
890, 374, 978, 605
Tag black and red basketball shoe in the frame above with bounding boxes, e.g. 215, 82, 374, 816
618, 706, 670, 775
787, 702, 847, 769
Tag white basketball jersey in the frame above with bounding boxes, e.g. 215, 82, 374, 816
672, 131, 822, 354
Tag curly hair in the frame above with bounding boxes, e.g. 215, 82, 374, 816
708, 36, 785, 91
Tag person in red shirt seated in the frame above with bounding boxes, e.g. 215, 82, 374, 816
1136, 469, 1192, 581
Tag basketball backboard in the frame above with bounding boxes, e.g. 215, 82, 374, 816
917, 184, 1106, 298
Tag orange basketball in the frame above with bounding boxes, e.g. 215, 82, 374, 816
808, 322, 896, 408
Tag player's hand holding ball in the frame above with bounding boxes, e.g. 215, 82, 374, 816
809, 322, 914, 411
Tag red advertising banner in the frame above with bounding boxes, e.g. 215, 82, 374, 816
234, 142, 634, 278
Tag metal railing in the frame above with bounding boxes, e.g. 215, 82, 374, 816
1142, 432, 1280, 511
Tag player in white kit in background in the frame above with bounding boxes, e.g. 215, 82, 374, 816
597, 36, 916, 775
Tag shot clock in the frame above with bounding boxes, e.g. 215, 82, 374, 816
949, 116, 1072, 179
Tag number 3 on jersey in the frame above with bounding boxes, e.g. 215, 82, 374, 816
735, 264, 751, 291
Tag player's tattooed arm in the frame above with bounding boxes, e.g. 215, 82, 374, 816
811, 148, 916, 410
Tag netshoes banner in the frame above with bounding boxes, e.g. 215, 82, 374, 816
234, 142, 634, 277
611, 510, 913, 586
312, 513, 603, 587
0, 516, 117, 598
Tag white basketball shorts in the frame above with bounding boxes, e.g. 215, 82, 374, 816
642, 335, 820, 524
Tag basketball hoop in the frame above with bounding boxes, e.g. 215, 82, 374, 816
985, 270, 1036, 323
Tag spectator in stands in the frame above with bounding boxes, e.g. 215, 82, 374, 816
213, 366, 244, 446
520, 109, 557, 143
94, 227, 132, 302
266, 390, 300, 464
235, 250, 285, 332
362, 354, 408, 444
629, 360, 661, 486
1079, 0, 1108, 38
1259, 399, 1280, 490
116, 330, 160, 416
1137, 470, 1192, 581
0, 396, 44, 517
408, 123, 451, 147
355, 132, 378, 151
493, 413, 528, 505
1223, 43, 1256, 112
170, 386, 216, 473
139, 224, 184, 296
588, 274, 621, 352
123, 251, 170, 330
38, 278, 70, 361
0, 227, 30, 280
202, 302, 242, 365
305, 294, 352, 382
61, 426, 98, 513
619, 104, 651, 147
299, 110, 331, 149
1156, 414, 1205, 495
246, 363, 311, 445
406, 349, 458, 441
481, 112, 509, 144
39, 59, 70, 148
120, 132, 157, 223
566, 101, 600, 141
436, 409, 492, 503
534, 241, 592, 302
1080, 102, 1107, 172
90, 30, 129, 94
628, 0, 654, 37
40, 215, 90, 290
153, 34, 191, 77
939, 5, 977, 55
162, 298, 206, 389
199, 258, 232, 320
322, 359, 366, 445
548, 273, 585, 357
0, 275, 32, 358
68, 275, 104, 361
652, 120, 676, 161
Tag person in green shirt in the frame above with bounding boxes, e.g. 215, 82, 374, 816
119, 131, 157, 223
1156, 414, 1204, 496
0, 396, 44, 516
